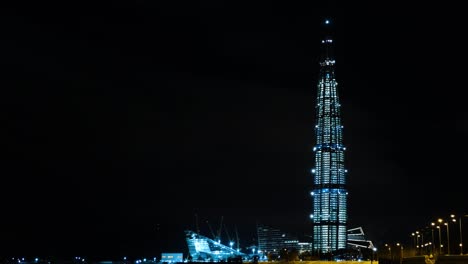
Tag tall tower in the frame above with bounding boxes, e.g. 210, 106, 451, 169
310, 19, 348, 254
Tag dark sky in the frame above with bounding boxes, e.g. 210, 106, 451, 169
2, 1, 468, 259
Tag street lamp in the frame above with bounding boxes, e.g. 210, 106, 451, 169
396, 243, 403, 264
415, 231, 420, 255
437, 225, 442, 255
431, 223, 436, 255
438, 219, 445, 254
444, 222, 450, 255
420, 232, 424, 254
453, 214, 463, 255
418, 234, 422, 255
451, 214, 468, 255
386, 244, 392, 262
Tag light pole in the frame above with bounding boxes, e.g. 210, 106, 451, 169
449, 216, 457, 255
385, 244, 392, 262
416, 231, 420, 255
458, 215, 463, 255
397, 243, 403, 264
420, 232, 424, 254
444, 222, 450, 255
389, 245, 392, 262
452, 214, 468, 255
461, 218, 463, 255
437, 225, 442, 255
438, 219, 444, 254
431, 223, 436, 255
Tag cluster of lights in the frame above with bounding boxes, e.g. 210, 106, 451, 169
313, 143, 346, 151
322, 59, 335, 65
407, 213, 468, 257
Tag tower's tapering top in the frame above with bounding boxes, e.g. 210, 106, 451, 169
320, 18, 335, 63
321, 18, 334, 38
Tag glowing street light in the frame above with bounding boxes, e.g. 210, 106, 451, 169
396, 243, 403, 264
436, 225, 442, 255
451, 214, 468, 255
385, 244, 392, 261
415, 231, 421, 255
431, 223, 436, 255
444, 222, 450, 255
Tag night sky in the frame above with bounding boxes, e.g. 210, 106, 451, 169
2, 1, 468, 260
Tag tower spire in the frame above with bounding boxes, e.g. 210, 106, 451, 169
310, 18, 348, 256
320, 18, 335, 64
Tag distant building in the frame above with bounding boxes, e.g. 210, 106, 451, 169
184, 230, 246, 262
161, 253, 183, 263
256, 223, 300, 255
297, 242, 314, 253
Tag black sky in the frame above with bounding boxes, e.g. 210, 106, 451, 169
2, 1, 468, 259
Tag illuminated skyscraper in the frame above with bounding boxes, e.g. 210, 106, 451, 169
310, 19, 348, 254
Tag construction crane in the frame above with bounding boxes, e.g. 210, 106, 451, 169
206, 220, 216, 240
216, 216, 224, 243
235, 225, 240, 251
224, 224, 232, 242
224, 224, 234, 248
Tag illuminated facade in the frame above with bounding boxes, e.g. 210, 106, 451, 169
256, 223, 299, 255
310, 19, 348, 254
